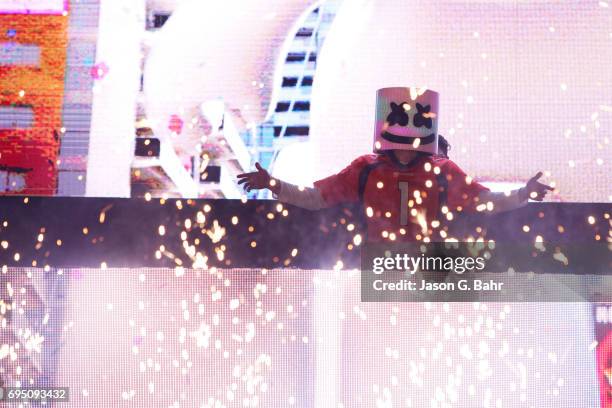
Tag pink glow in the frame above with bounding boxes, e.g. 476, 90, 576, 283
43, 268, 598, 406
0, 0, 68, 14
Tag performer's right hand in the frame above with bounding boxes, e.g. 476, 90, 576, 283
237, 162, 279, 193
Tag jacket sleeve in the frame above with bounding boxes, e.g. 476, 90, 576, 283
274, 181, 327, 210
477, 189, 527, 213
312, 157, 369, 206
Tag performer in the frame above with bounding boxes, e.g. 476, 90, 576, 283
238, 87, 553, 241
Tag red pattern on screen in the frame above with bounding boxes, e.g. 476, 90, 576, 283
0, 14, 68, 195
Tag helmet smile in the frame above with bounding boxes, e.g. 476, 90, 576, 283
380, 132, 436, 145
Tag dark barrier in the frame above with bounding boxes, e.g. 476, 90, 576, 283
0, 197, 609, 270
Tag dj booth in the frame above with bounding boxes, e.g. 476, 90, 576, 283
0, 197, 608, 269
0, 198, 608, 406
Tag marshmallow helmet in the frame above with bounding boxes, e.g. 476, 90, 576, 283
373, 87, 439, 155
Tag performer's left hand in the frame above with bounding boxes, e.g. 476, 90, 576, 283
519, 172, 554, 201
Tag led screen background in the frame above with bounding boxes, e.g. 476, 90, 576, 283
0, 0, 610, 200
1, 267, 599, 406
307, 0, 611, 203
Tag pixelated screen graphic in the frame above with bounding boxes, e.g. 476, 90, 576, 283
0, 0, 67, 14
2, 267, 600, 406
595, 304, 612, 408
0, 0, 609, 201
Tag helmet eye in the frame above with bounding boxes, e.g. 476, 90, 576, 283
386, 102, 410, 127
413, 103, 434, 129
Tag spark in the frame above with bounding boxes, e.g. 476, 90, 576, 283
206, 220, 225, 243
553, 251, 568, 266
415, 210, 428, 234
197, 211, 206, 224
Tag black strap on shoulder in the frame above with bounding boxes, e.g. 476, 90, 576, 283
358, 161, 385, 202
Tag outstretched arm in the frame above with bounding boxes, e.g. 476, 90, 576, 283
237, 163, 327, 210
479, 172, 554, 213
